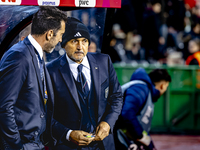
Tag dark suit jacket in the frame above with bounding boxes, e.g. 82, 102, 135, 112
47, 53, 123, 150
0, 37, 67, 150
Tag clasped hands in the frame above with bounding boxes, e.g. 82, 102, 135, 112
69, 121, 110, 146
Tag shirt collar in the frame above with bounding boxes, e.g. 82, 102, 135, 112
66, 54, 90, 69
28, 34, 43, 60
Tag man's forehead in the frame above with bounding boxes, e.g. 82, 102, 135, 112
72, 37, 88, 41
58, 23, 65, 33
61, 21, 65, 28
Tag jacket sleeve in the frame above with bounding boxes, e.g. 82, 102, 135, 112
44, 65, 69, 146
0, 51, 27, 149
121, 84, 149, 139
51, 118, 69, 145
102, 56, 123, 132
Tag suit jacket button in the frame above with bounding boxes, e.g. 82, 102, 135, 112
40, 114, 44, 118
35, 131, 38, 136
84, 96, 86, 99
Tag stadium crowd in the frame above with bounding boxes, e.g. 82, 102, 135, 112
106, 0, 200, 66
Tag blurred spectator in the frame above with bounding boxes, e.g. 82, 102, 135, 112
125, 32, 146, 62
88, 39, 97, 53
182, 21, 200, 59
88, 35, 100, 53
107, 38, 124, 63
141, 0, 165, 61
185, 38, 200, 66
19, 24, 31, 41
130, 0, 147, 35
111, 0, 144, 64
106, 24, 127, 63
185, 0, 196, 10
161, 0, 185, 60
7, 23, 32, 51
113, 0, 138, 35
191, 4, 200, 25
166, 50, 184, 66
166, 0, 186, 32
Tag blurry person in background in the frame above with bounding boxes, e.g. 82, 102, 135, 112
125, 32, 146, 63
141, 0, 165, 62
163, 0, 186, 57
19, 24, 31, 41
164, 0, 186, 54
88, 36, 99, 53
182, 21, 200, 59
185, 38, 200, 66
115, 68, 171, 150
106, 24, 126, 63
88, 41, 96, 53
191, 3, 200, 25
7, 24, 32, 51
112, 0, 138, 37
166, 0, 186, 32
184, 0, 196, 11
166, 51, 184, 66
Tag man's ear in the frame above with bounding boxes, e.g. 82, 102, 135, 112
20, 36, 26, 41
155, 81, 163, 92
160, 82, 164, 90
46, 30, 54, 41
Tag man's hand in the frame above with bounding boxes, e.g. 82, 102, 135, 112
93, 121, 110, 141
137, 131, 151, 146
69, 130, 94, 146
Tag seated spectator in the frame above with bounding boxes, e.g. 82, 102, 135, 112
19, 24, 31, 41
125, 33, 145, 62
141, 0, 164, 61
8, 24, 32, 50
182, 22, 200, 59
191, 4, 200, 25
88, 40, 97, 53
88, 36, 100, 53
106, 24, 127, 63
185, 38, 200, 66
166, 50, 184, 66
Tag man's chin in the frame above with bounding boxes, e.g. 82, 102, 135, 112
44, 48, 54, 53
70, 56, 84, 63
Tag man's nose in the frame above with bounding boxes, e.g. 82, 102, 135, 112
59, 37, 62, 43
77, 42, 83, 49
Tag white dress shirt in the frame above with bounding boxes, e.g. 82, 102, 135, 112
66, 54, 91, 89
28, 34, 43, 68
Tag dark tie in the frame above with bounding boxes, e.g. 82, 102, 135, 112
35, 51, 48, 105
77, 64, 89, 96
38, 56, 44, 81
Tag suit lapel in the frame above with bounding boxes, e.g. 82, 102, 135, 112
59, 55, 81, 113
87, 54, 100, 111
24, 37, 44, 101
44, 65, 54, 110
